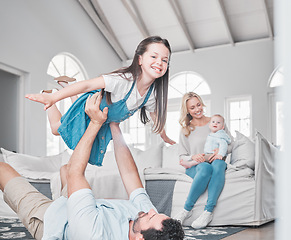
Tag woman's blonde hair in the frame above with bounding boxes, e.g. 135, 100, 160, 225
179, 92, 206, 137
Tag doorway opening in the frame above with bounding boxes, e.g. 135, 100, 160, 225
0, 63, 27, 153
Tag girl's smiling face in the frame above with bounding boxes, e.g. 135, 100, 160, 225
138, 43, 170, 81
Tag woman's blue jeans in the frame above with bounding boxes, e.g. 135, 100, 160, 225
184, 160, 227, 212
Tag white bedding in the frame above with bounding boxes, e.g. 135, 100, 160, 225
50, 168, 130, 200
49, 144, 162, 201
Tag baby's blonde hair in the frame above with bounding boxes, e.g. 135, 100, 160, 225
211, 114, 225, 125
179, 92, 206, 137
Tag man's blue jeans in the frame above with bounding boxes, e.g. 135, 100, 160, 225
184, 160, 227, 212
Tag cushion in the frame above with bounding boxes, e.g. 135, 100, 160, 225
0, 148, 70, 180
86, 150, 117, 172
230, 131, 255, 169
162, 144, 185, 173
88, 144, 163, 172
255, 131, 279, 172
134, 143, 163, 170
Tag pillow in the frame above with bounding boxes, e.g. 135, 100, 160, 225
0, 153, 4, 163
162, 144, 185, 173
61, 151, 71, 166
90, 150, 117, 171
230, 131, 255, 169
1, 148, 69, 179
88, 144, 163, 172
134, 143, 163, 170
255, 131, 279, 173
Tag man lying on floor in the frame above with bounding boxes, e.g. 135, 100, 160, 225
0, 92, 184, 240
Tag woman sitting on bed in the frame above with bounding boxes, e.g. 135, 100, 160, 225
174, 92, 233, 229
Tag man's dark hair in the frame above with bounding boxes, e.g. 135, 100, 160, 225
141, 218, 184, 240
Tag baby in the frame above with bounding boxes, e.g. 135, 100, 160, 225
180, 114, 231, 168
203, 114, 231, 161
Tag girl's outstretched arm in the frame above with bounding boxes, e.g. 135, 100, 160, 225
150, 112, 176, 145
25, 76, 106, 110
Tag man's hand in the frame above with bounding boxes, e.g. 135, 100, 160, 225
85, 92, 108, 125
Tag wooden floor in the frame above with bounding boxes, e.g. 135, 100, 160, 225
223, 221, 275, 240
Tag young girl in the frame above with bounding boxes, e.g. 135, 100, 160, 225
26, 36, 175, 166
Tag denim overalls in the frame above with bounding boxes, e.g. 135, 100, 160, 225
58, 81, 154, 166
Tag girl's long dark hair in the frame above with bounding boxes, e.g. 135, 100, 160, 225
105, 36, 171, 133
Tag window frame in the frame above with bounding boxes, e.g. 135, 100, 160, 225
168, 71, 211, 99
268, 91, 283, 147
225, 95, 252, 138
46, 53, 88, 155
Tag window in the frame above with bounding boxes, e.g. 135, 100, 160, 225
165, 99, 211, 144
268, 65, 284, 88
121, 113, 148, 150
268, 65, 284, 149
225, 96, 252, 138
166, 72, 211, 143
47, 53, 87, 82
168, 71, 211, 99
121, 71, 211, 149
46, 53, 88, 155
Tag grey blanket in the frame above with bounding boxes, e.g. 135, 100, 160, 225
145, 180, 176, 216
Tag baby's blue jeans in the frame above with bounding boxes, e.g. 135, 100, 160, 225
184, 160, 226, 212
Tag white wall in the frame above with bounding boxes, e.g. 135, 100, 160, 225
170, 39, 274, 138
0, 1, 274, 156
0, 1, 122, 155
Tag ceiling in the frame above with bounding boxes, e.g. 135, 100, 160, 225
78, 0, 274, 61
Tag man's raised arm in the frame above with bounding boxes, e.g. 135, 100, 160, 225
110, 123, 143, 197
66, 92, 108, 197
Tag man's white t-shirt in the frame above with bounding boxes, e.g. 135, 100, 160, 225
42, 188, 156, 240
